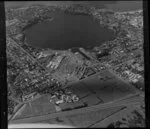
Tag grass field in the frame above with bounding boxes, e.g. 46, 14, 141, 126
12, 95, 56, 120
12, 70, 139, 120
12, 103, 34, 120
69, 70, 138, 104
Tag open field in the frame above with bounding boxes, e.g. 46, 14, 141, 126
40, 106, 125, 128
91, 104, 145, 128
68, 70, 139, 103
12, 95, 56, 120
9, 93, 143, 125
12, 103, 33, 120
11, 70, 140, 121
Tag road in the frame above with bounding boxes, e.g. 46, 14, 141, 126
7, 36, 66, 120
8, 36, 66, 87
8, 36, 144, 126
8, 103, 24, 121
9, 36, 47, 71
90, 103, 144, 128
9, 93, 144, 124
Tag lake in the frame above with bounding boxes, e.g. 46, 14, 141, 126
25, 11, 115, 50
6, 1, 142, 50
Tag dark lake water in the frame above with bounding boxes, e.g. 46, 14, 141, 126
25, 11, 115, 50
6, 1, 142, 50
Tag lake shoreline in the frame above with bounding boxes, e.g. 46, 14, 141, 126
24, 9, 115, 50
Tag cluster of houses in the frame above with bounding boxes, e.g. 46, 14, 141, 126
131, 63, 144, 72
110, 46, 125, 59
49, 91, 79, 105
37, 52, 49, 59
46, 55, 65, 70
123, 70, 142, 83
22, 92, 38, 102
37, 51, 65, 70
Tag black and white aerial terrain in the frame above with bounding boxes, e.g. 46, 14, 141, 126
6, 1, 145, 128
